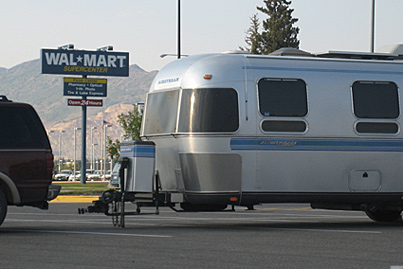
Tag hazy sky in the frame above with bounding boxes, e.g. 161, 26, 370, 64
1, 0, 402, 72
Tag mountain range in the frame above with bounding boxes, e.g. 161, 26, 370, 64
0, 59, 158, 160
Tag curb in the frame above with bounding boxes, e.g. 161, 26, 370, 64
51, 195, 99, 203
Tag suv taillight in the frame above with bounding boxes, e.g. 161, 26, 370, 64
46, 152, 54, 176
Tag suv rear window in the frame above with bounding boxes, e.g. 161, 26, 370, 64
0, 106, 49, 148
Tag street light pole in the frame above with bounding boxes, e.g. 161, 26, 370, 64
90, 127, 97, 170
370, 0, 375, 52
81, 79, 87, 184
103, 124, 112, 177
177, 0, 181, 59
93, 143, 98, 171
58, 130, 65, 173
74, 127, 81, 179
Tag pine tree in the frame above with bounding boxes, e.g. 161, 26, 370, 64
243, 0, 300, 54
240, 13, 263, 54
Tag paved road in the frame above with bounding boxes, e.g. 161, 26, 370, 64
1, 202, 403, 269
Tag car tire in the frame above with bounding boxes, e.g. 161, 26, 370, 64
365, 208, 402, 222
0, 189, 8, 226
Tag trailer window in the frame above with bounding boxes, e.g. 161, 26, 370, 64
262, 120, 306, 132
178, 88, 239, 132
356, 122, 398, 134
258, 79, 307, 117
142, 90, 179, 135
352, 81, 399, 119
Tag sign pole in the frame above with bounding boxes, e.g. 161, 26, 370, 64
80, 75, 87, 184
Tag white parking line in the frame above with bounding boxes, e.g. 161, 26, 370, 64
5, 218, 157, 226
6, 229, 172, 238
274, 227, 382, 234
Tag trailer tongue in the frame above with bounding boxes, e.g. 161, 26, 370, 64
78, 141, 176, 227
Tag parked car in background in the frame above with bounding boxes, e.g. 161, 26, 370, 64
87, 170, 102, 181
100, 170, 112, 181
68, 171, 80, 181
0, 96, 61, 226
85, 169, 95, 178
54, 169, 73, 181
109, 164, 120, 187
69, 170, 103, 181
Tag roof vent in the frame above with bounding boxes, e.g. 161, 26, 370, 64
269, 47, 313, 57
316, 50, 398, 60
222, 50, 250, 54
377, 44, 403, 55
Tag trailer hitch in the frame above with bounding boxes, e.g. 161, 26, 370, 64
78, 157, 163, 227
78, 189, 121, 215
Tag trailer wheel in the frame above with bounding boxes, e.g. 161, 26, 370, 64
0, 189, 7, 226
365, 208, 402, 222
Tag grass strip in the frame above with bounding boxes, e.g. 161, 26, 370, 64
54, 182, 110, 195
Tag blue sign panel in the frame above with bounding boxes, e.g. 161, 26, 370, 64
41, 49, 129, 77
63, 77, 107, 97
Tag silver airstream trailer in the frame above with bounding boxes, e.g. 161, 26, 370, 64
140, 48, 403, 222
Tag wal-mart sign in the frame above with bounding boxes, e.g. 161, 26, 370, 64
41, 48, 129, 77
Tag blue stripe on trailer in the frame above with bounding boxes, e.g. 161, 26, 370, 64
230, 137, 403, 152
120, 145, 156, 158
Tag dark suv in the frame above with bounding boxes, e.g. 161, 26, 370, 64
0, 96, 60, 226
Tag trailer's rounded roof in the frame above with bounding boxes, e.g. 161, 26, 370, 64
149, 49, 403, 93
150, 53, 249, 92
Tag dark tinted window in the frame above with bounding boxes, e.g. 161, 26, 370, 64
352, 81, 399, 118
356, 122, 398, 134
178, 88, 239, 132
258, 79, 307, 117
0, 106, 49, 148
142, 90, 179, 135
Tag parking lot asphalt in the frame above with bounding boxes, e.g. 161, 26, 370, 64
3, 202, 403, 268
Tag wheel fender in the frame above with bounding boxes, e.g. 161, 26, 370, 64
0, 172, 21, 205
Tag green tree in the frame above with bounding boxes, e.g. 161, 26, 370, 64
106, 136, 120, 164
240, 13, 263, 54
117, 104, 143, 141
243, 0, 300, 54
106, 104, 143, 161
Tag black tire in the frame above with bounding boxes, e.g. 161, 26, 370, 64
0, 189, 7, 226
365, 209, 402, 222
